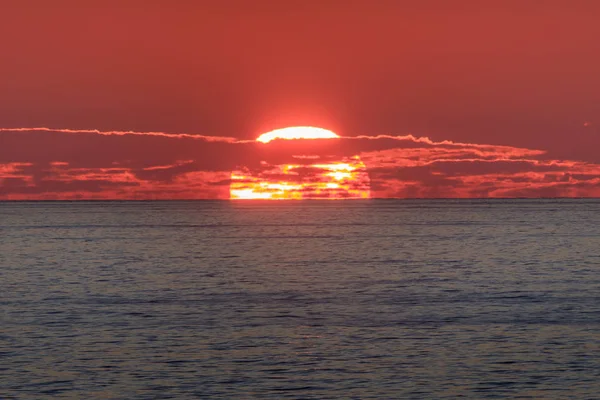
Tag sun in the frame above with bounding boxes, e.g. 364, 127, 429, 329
230, 127, 370, 200
256, 126, 340, 143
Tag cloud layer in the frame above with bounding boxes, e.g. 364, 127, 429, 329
1, 127, 599, 199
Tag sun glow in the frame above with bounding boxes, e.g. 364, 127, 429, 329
256, 126, 340, 143
230, 127, 370, 200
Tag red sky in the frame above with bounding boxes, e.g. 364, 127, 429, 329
2, 0, 600, 199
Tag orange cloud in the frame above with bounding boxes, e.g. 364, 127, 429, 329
1, 127, 600, 199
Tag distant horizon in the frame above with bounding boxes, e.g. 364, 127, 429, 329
3, 197, 600, 202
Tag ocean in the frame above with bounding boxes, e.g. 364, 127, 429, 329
2, 199, 600, 399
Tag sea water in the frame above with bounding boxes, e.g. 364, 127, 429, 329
2, 199, 600, 399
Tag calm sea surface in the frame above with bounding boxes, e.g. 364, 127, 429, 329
2, 200, 600, 399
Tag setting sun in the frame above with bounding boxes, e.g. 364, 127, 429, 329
230, 127, 370, 200
256, 126, 340, 143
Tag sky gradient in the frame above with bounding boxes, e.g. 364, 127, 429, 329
2, 1, 600, 199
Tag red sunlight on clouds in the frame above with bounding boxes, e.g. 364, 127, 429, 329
231, 127, 369, 200
1, 127, 600, 200
230, 157, 370, 200
0, 127, 238, 142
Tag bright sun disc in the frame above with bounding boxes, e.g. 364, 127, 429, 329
256, 126, 339, 143
230, 126, 370, 200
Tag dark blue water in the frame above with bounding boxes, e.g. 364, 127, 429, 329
2, 200, 600, 399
